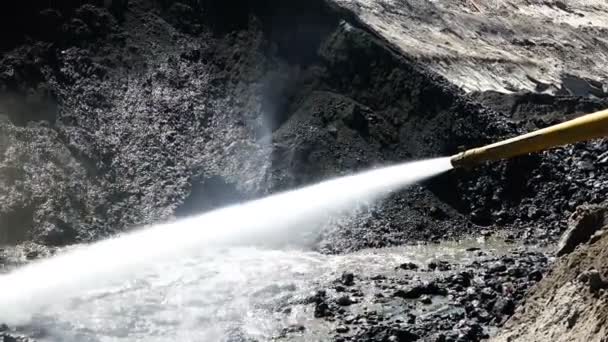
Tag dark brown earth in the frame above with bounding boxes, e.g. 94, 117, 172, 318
1, 0, 607, 341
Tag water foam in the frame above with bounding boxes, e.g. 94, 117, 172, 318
0, 158, 452, 324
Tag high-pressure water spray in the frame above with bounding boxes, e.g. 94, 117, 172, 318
451, 109, 608, 168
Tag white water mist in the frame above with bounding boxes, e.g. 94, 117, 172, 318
0, 157, 452, 324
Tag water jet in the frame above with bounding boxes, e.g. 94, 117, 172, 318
0, 158, 452, 325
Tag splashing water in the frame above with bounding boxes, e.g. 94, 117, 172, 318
0, 158, 452, 329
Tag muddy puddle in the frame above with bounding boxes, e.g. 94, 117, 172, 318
9, 236, 545, 341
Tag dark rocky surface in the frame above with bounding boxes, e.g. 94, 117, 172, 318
0, 0, 607, 341
0, 0, 503, 250
279, 244, 551, 342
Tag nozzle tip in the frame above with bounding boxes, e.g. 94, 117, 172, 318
450, 152, 466, 169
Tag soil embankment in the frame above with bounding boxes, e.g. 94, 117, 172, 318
493, 203, 608, 342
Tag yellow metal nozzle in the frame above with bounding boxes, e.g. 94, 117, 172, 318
450, 108, 608, 168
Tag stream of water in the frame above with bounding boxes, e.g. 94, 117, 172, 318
0, 158, 453, 340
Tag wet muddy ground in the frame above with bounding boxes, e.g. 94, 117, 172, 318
1, 237, 549, 342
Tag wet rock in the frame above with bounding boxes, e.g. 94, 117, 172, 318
311, 290, 332, 318
395, 286, 424, 299
336, 295, 355, 306
493, 297, 515, 316
390, 327, 420, 342
398, 262, 419, 270
431, 333, 448, 342
528, 269, 543, 282
598, 151, 608, 166
336, 325, 349, 333
394, 281, 447, 300
281, 325, 305, 334
420, 295, 432, 304
480, 287, 495, 299
476, 309, 491, 323
406, 313, 417, 324
499, 282, 515, 296
454, 320, 485, 340
314, 302, 331, 318
425, 281, 448, 296
429, 206, 447, 220
489, 262, 507, 273
25, 251, 39, 260
428, 260, 451, 271
577, 160, 595, 171
449, 272, 472, 287
471, 209, 492, 226
507, 266, 526, 278
341, 272, 355, 286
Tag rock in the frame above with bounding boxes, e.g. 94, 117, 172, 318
528, 269, 543, 282
424, 281, 448, 296
557, 204, 608, 256
25, 251, 39, 260
578, 269, 607, 292
455, 321, 485, 340
450, 272, 472, 287
507, 266, 525, 278
327, 125, 338, 137
392, 328, 420, 342
282, 324, 305, 334
500, 282, 515, 296
398, 262, 419, 270
420, 295, 432, 304
341, 272, 355, 286
336, 325, 349, 333
406, 313, 417, 324
336, 295, 355, 306
428, 260, 451, 271
493, 297, 515, 316
598, 151, 608, 166
394, 281, 447, 300
429, 206, 447, 219
489, 262, 507, 273
471, 208, 492, 226
476, 309, 491, 322
314, 302, 331, 318
577, 160, 595, 171
431, 333, 447, 342
480, 287, 495, 299
394, 285, 424, 299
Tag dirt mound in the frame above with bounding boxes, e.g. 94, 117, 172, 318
493, 203, 608, 342
2, 0, 606, 252
0, 0, 499, 249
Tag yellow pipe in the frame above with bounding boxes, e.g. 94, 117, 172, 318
451, 109, 608, 168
